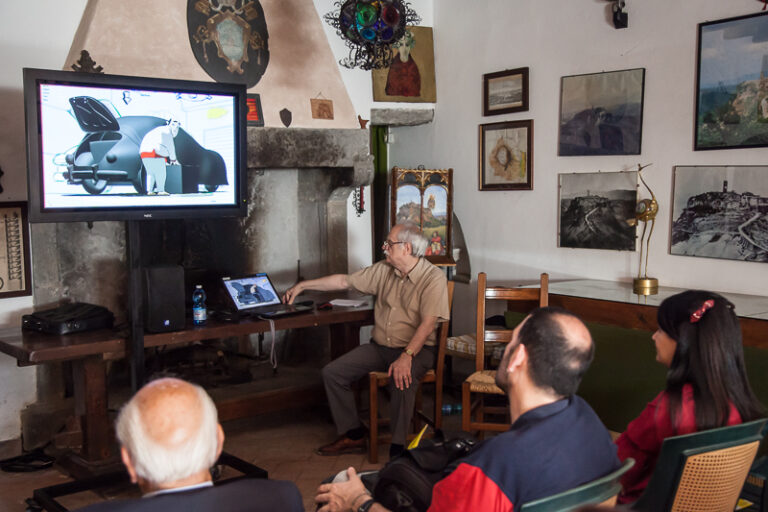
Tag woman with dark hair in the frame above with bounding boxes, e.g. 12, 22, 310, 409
615, 290, 763, 504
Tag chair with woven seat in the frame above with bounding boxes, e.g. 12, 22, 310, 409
520, 458, 635, 511
367, 281, 455, 463
462, 272, 548, 435
628, 417, 768, 512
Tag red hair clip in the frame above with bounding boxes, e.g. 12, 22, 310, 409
690, 299, 714, 323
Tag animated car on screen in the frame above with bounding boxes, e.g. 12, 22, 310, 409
64, 96, 228, 195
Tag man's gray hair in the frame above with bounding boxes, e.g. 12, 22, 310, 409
116, 381, 219, 486
396, 222, 428, 257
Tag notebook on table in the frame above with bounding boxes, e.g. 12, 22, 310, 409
221, 273, 313, 318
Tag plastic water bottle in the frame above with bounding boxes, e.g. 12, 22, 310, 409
192, 285, 207, 326
441, 403, 462, 415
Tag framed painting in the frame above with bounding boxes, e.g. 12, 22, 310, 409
0, 202, 31, 298
695, 12, 768, 150
671, 165, 768, 262
479, 120, 533, 191
372, 26, 436, 103
246, 94, 264, 127
558, 172, 638, 251
558, 68, 645, 156
483, 67, 529, 116
390, 167, 454, 265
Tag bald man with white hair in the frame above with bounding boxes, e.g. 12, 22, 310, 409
76, 378, 303, 512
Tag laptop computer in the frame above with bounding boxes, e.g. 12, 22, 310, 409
221, 273, 313, 318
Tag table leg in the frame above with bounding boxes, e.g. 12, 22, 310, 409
72, 355, 111, 462
329, 321, 363, 360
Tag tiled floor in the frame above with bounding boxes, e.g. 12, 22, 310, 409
0, 400, 466, 512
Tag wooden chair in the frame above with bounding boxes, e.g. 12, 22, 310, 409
520, 458, 635, 511
629, 418, 768, 512
367, 281, 455, 463
461, 272, 548, 435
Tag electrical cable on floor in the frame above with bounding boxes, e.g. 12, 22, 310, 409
258, 316, 278, 372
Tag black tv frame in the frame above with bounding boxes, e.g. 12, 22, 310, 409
23, 68, 248, 223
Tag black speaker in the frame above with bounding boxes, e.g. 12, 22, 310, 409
143, 264, 185, 333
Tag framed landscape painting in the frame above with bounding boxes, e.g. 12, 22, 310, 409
479, 120, 533, 191
483, 67, 529, 116
695, 12, 768, 150
558, 172, 638, 250
559, 68, 645, 156
671, 165, 768, 262
390, 167, 454, 265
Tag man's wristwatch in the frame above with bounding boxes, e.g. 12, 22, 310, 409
404, 348, 414, 357
358, 498, 376, 512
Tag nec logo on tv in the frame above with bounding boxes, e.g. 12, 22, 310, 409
143, 213, 153, 218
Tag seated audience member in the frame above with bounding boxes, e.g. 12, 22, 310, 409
77, 378, 303, 512
315, 307, 620, 512
615, 290, 764, 504
284, 222, 449, 459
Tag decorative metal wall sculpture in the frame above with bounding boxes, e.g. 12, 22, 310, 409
325, 0, 420, 70
187, 0, 270, 87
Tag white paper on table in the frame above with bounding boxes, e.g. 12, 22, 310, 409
329, 299, 367, 307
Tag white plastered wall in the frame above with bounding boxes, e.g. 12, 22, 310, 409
390, 0, 768, 335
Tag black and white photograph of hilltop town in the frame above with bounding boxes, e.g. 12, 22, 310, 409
559, 171, 638, 251
671, 166, 768, 263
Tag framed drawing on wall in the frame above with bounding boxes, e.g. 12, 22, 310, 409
558, 171, 638, 251
390, 167, 454, 265
483, 67, 529, 116
479, 120, 533, 191
671, 165, 768, 262
695, 12, 768, 150
0, 202, 31, 298
559, 68, 645, 156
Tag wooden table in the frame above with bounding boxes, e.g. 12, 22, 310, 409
0, 299, 374, 474
512, 279, 768, 349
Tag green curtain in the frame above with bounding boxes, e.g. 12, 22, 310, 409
371, 125, 388, 262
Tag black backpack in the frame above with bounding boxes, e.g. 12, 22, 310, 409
373, 436, 479, 512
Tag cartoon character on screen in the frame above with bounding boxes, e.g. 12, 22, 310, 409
139, 115, 180, 195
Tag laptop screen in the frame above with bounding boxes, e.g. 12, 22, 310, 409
222, 274, 282, 311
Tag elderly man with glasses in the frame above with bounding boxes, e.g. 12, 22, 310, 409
283, 222, 449, 459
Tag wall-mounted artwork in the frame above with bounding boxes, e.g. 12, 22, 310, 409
246, 94, 264, 127
483, 67, 529, 116
0, 202, 31, 298
187, 0, 270, 87
372, 26, 436, 103
559, 68, 645, 156
695, 12, 768, 150
558, 171, 638, 250
479, 120, 533, 191
391, 167, 453, 265
671, 166, 768, 262
310, 97, 334, 120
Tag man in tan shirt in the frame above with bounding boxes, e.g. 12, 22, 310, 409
283, 222, 449, 459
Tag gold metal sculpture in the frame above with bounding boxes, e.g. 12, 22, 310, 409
626, 164, 659, 295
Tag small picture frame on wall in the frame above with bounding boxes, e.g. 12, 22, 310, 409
695, 12, 768, 150
483, 67, 529, 116
246, 93, 264, 127
479, 120, 533, 191
0, 202, 31, 299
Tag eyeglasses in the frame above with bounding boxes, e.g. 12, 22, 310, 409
383, 239, 404, 248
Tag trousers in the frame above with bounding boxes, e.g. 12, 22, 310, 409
322, 341, 435, 446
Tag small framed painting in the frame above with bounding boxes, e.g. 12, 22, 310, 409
479, 120, 533, 191
695, 12, 768, 150
246, 94, 264, 127
483, 67, 529, 116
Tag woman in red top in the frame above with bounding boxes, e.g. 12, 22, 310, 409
615, 290, 764, 504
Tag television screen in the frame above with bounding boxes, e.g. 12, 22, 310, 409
24, 68, 248, 222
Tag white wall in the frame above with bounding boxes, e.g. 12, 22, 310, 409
0, 1, 89, 442
390, 0, 768, 334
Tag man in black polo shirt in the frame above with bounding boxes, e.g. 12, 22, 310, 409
315, 307, 619, 512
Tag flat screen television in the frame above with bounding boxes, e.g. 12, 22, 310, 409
23, 68, 248, 223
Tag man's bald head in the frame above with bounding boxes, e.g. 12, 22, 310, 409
116, 378, 220, 487
517, 307, 595, 398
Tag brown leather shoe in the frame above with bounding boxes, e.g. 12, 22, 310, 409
316, 435, 366, 456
